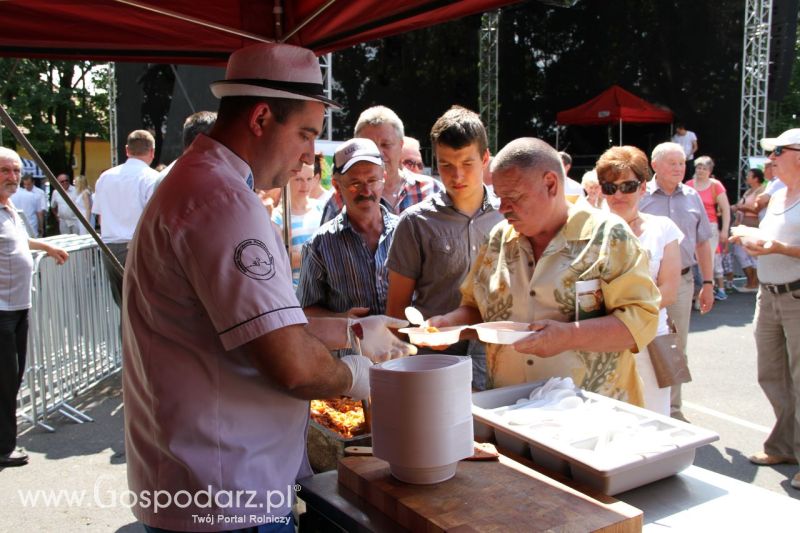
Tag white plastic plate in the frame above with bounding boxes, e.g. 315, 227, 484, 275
399, 326, 466, 346
473, 321, 532, 344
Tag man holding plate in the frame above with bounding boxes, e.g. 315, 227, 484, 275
429, 137, 660, 405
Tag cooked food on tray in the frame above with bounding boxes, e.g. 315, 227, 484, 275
310, 398, 367, 438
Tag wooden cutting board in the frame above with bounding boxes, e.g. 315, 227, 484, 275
338, 455, 641, 532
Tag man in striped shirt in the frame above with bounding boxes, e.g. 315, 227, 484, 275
298, 138, 399, 356
320, 106, 442, 223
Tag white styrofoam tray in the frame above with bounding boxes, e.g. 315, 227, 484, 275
472, 382, 719, 494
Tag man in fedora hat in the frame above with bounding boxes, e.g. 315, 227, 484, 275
122, 43, 415, 533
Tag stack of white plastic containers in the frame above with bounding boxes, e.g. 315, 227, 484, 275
370, 355, 474, 484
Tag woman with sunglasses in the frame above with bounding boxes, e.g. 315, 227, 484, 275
596, 146, 683, 415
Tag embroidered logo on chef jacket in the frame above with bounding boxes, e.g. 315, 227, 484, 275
234, 239, 275, 280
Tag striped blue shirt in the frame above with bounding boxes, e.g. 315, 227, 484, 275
297, 206, 398, 317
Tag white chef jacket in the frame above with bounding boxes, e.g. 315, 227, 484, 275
122, 134, 310, 531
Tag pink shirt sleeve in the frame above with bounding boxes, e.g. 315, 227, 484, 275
712, 179, 726, 198
173, 188, 307, 351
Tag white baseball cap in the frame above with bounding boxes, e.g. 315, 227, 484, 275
333, 138, 384, 175
760, 128, 800, 152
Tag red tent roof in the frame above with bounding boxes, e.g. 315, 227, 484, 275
556, 85, 673, 126
0, 0, 524, 65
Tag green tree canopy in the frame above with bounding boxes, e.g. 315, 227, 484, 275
0, 59, 109, 177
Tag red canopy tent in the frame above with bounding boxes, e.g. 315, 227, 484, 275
0, 0, 530, 271
0, 0, 524, 64
555, 85, 673, 146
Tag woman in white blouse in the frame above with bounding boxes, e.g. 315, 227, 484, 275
596, 146, 683, 415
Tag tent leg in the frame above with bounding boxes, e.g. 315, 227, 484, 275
619, 119, 623, 146
556, 128, 560, 150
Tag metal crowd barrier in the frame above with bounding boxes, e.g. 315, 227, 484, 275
17, 235, 121, 431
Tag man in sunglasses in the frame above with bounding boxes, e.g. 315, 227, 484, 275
733, 128, 800, 490
297, 138, 403, 357
429, 137, 659, 404
401, 136, 425, 174
639, 141, 714, 421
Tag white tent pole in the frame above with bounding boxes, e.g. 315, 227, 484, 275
619, 118, 623, 146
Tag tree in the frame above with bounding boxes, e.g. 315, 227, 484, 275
768, 37, 800, 135
0, 59, 109, 176
330, 0, 747, 183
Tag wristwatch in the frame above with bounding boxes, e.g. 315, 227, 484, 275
702, 280, 713, 285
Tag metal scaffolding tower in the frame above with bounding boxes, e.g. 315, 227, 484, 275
320, 53, 334, 140
108, 62, 119, 166
738, 0, 773, 192
479, 11, 500, 154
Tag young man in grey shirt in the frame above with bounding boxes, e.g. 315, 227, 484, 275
386, 106, 503, 389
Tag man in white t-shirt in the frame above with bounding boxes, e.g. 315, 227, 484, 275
92, 129, 158, 308
10, 175, 47, 237
671, 123, 698, 178
733, 128, 800, 490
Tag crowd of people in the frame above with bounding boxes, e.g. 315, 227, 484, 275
1, 40, 799, 529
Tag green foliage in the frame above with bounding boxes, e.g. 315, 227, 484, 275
330, 0, 747, 181
768, 38, 800, 135
0, 59, 109, 175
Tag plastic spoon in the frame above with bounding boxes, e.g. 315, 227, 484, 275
404, 306, 426, 327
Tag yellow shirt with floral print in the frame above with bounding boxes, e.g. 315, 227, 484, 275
461, 205, 660, 406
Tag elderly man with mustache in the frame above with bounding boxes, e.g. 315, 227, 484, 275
429, 137, 660, 405
297, 138, 401, 357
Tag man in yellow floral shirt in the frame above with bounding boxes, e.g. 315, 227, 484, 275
430, 138, 660, 405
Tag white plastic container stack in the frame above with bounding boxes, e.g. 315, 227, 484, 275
472, 381, 719, 494
370, 355, 474, 484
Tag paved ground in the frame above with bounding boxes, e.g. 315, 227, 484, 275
1, 289, 797, 531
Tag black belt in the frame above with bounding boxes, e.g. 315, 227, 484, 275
680, 267, 691, 276
761, 279, 800, 295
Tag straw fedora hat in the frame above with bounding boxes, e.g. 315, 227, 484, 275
210, 42, 340, 109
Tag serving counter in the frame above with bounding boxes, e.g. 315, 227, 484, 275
297, 451, 800, 532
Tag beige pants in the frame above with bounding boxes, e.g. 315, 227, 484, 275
666, 270, 694, 413
755, 287, 800, 461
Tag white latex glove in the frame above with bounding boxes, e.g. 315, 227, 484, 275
356, 315, 418, 362
340, 355, 372, 400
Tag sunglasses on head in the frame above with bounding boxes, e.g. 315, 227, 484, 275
600, 179, 641, 195
772, 146, 800, 156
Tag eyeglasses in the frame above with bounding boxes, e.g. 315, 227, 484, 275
58, 180, 69, 185
772, 146, 800, 156
341, 178, 384, 194
402, 159, 424, 171
600, 179, 641, 195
